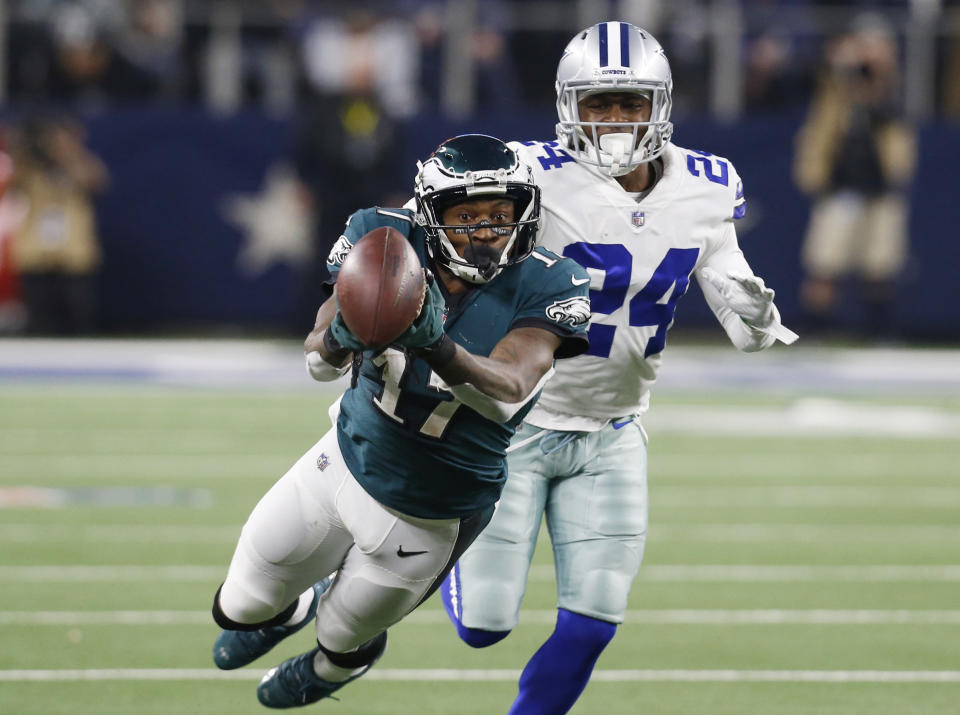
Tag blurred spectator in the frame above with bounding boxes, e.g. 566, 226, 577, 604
660, 1, 711, 114
793, 14, 917, 340
943, 25, 960, 119
8, 114, 110, 335
471, 6, 521, 111
0, 130, 27, 334
742, 0, 818, 112
113, 0, 185, 100
297, 6, 420, 118
414, 1, 519, 115
45, 2, 162, 109
290, 7, 407, 329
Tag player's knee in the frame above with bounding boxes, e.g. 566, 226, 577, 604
560, 540, 642, 622
456, 623, 511, 649
441, 568, 518, 647
557, 608, 617, 655
212, 583, 295, 631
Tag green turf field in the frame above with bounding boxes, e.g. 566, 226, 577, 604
1, 343, 959, 714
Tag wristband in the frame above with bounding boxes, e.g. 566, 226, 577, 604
415, 333, 457, 367
322, 327, 346, 355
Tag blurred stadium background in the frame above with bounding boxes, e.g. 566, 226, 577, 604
1, 1, 958, 714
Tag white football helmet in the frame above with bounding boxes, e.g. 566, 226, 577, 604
414, 134, 540, 284
556, 21, 673, 176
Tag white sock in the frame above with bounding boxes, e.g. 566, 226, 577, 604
311, 649, 365, 683
281, 588, 315, 627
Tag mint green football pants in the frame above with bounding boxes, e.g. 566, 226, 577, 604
453, 419, 648, 629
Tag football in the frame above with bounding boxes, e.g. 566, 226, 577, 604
336, 226, 426, 348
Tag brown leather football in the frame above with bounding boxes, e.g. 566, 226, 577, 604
336, 226, 426, 348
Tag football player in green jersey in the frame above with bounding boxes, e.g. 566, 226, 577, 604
210, 134, 591, 709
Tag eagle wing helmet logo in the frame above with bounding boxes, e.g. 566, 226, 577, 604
328, 235, 354, 267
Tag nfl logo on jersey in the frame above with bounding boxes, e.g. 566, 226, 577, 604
631, 210, 645, 228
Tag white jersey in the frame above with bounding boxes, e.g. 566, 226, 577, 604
510, 140, 775, 430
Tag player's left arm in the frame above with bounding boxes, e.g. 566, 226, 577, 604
697, 222, 798, 350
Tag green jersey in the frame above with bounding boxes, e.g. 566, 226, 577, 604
327, 207, 590, 519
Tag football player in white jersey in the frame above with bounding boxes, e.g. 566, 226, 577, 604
440, 22, 798, 714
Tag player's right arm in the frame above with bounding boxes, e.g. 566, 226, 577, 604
390, 274, 565, 417
406, 255, 590, 422
303, 290, 354, 381
304, 288, 350, 354
421, 325, 563, 408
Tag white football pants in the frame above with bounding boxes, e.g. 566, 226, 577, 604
218, 427, 486, 652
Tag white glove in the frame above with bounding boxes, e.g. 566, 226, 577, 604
701, 267, 799, 345
305, 351, 350, 382
701, 268, 774, 323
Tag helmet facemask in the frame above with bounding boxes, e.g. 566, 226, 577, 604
554, 22, 674, 177
414, 135, 541, 284
557, 83, 673, 176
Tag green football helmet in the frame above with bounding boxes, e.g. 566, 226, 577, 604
414, 134, 540, 284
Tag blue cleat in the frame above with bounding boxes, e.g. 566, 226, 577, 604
213, 576, 333, 670
256, 637, 386, 709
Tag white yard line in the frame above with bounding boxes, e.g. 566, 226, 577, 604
0, 455, 287, 480
0, 611, 213, 625
411, 609, 960, 625
0, 565, 222, 581
4, 522, 958, 544
4, 609, 960, 626
2, 341, 959, 394
652, 523, 960, 542
0, 524, 239, 543
656, 452, 954, 480
653, 486, 960, 508
647, 399, 960, 438
632, 565, 960, 582
3, 564, 960, 582
0, 668, 958, 683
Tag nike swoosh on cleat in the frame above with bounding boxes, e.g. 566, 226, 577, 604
612, 418, 634, 429
571, 276, 590, 286
397, 546, 429, 558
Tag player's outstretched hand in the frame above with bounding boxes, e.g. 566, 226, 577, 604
395, 271, 446, 350
700, 267, 776, 325
327, 311, 367, 353
700, 267, 799, 344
